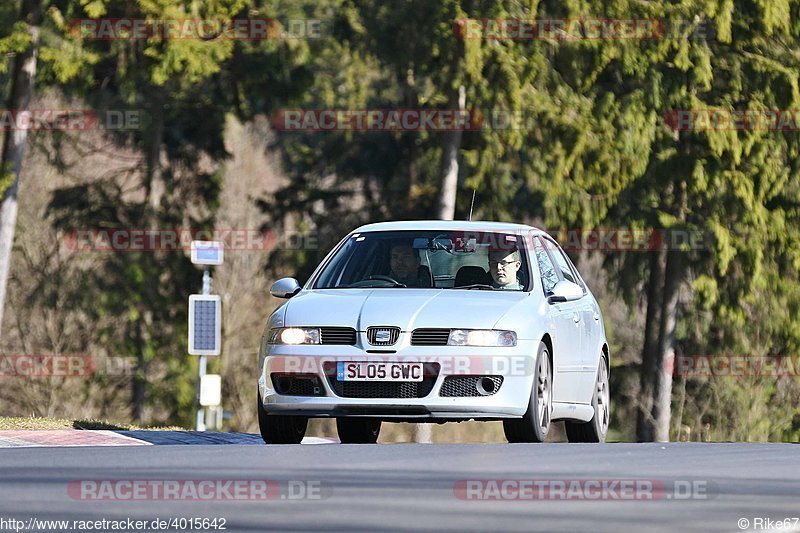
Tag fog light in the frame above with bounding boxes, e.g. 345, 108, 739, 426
476, 377, 496, 396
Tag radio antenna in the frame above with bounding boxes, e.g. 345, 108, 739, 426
468, 190, 476, 221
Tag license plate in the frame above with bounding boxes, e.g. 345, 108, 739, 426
337, 362, 424, 382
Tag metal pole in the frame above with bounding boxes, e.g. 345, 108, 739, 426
196, 355, 207, 431
196, 267, 211, 431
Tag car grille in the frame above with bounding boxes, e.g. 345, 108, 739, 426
366, 326, 401, 346
410, 328, 451, 346
271, 373, 325, 396
320, 327, 357, 345
322, 362, 440, 398
439, 375, 503, 397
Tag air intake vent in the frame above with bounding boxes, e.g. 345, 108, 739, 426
410, 328, 451, 346
271, 373, 325, 396
320, 327, 357, 345
440, 376, 503, 397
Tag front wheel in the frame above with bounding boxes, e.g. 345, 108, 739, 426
336, 417, 381, 443
504, 341, 552, 443
258, 390, 307, 444
565, 355, 609, 443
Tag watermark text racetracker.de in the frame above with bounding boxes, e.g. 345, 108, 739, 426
539, 228, 709, 252
671, 354, 800, 379
0, 109, 143, 131
665, 109, 800, 131
0, 354, 134, 378
454, 18, 715, 41
63, 228, 318, 253
68, 18, 327, 40
448, 227, 711, 252
68, 479, 329, 501
454, 479, 716, 500
274, 107, 652, 132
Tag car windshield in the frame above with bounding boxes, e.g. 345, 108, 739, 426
313, 230, 529, 290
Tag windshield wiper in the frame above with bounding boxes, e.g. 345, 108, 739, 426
453, 284, 498, 290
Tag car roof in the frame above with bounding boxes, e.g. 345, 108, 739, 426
352, 220, 544, 234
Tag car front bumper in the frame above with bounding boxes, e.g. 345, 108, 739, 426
258, 342, 538, 420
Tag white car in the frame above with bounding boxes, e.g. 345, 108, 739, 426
257, 221, 609, 443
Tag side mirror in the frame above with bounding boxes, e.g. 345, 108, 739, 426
547, 280, 583, 304
270, 277, 301, 299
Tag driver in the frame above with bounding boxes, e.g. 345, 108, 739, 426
488, 248, 522, 290
389, 241, 425, 287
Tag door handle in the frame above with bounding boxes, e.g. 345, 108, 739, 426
593, 312, 599, 321
573, 312, 580, 323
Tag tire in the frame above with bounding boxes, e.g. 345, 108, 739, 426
503, 341, 552, 443
565, 355, 609, 443
336, 417, 381, 444
257, 390, 308, 444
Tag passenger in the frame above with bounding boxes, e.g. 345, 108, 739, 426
488, 248, 522, 290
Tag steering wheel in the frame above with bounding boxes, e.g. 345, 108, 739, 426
368, 274, 405, 286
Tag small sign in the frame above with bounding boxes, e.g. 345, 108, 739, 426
191, 240, 223, 265
199, 374, 222, 406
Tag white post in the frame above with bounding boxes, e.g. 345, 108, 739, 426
196, 267, 211, 431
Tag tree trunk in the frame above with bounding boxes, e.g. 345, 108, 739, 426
637, 247, 682, 442
401, 66, 420, 216
416, 84, 465, 442
145, 100, 165, 212
0, 0, 43, 333
636, 249, 665, 441
638, 168, 688, 442
131, 308, 149, 422
435, 85, 465, 220
653, 249, 681, 441
131, 99, 165, 422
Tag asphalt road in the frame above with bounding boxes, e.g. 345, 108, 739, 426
0, 442, 798, 532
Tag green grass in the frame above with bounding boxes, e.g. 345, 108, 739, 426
0, 416, 184, 431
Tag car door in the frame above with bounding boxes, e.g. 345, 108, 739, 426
532, 236, 583, 404
564, 250, 601, 356
545, 240, 597, 404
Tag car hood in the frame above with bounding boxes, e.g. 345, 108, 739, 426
283, 289, 528, 331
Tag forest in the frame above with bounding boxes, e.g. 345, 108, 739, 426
0, 0, 798, 442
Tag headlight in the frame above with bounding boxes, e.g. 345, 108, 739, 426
447, 329, 517, 347
269, 327, 321, 345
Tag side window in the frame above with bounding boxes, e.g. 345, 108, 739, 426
543, 238, 580, 287
533, 237, 559, 293
563, 252, 586, 290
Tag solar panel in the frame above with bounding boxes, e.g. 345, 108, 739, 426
188, 295, 221, 355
